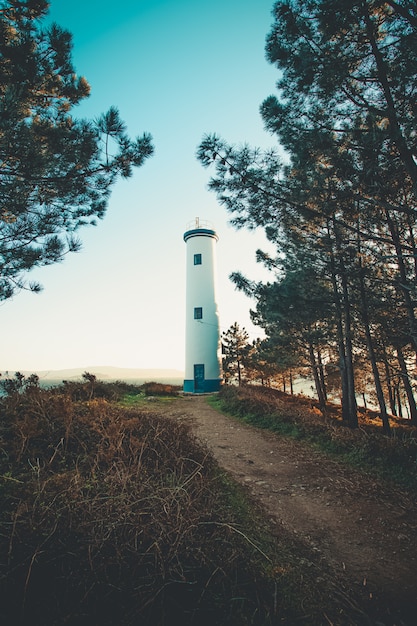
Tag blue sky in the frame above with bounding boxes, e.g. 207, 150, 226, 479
1, 0, 282, 373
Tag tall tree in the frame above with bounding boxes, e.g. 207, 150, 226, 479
198, 0, 417, 430
221, 322, 250, 385
234, 256, 335, 411
244, 337, 299, 389
262, 0, 417, 193
0, 0, 154, 299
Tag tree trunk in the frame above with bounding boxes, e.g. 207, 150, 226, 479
362, 393, 367, 409
396, 345, 417, 423
385, 209, 417, 353
379, 335, 398, 415
340, 262, 358, 428
308, 343, 327, 411
394, 385, 403, 418
332, 219, 358, 427
359, 291, 391, 434
317, 347, 328, 402
327, 220, 358, 427
406, 211, 417, 281
357, 223, 391, 434
385, 360, 397, 416
237, 357, 242, 386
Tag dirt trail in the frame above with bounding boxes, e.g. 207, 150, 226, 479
158, 394, 417, 623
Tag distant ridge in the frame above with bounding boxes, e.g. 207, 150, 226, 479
1, 366, 184, 381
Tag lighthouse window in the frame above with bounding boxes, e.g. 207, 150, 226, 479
194, 307, 203, 319
194, 253, 202, 265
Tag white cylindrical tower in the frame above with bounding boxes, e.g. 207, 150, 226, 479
183, 218, 222, 393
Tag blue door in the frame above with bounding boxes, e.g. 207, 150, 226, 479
194, 364, 205, 392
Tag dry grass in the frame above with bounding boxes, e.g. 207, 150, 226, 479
0, 382, 278, 625
141, 381, 181, 396
2, 377, 410, 624
216, 385, 417, 492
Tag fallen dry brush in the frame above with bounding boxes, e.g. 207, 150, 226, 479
0, 385, 276, 625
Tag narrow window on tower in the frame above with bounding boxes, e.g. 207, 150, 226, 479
194, 307, 203, 319
194, 253, 202, 265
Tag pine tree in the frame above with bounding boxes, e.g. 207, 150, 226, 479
0, 0, 154, 299
221, 322, 250, 385
197, 1, 417, 429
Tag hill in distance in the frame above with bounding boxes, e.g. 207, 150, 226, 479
1, 366, 184, 382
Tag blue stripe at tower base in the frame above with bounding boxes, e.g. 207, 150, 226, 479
183, 379, 222, 393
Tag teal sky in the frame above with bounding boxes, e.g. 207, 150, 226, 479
1, 0, 281, 373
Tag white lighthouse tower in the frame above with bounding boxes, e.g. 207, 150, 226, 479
183, 218, 222, 393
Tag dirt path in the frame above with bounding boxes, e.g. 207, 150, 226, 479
157, 394, 417, 623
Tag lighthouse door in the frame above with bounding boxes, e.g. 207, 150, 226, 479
193, 364, 205, 392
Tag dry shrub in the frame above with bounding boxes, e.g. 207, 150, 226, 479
141, 381, 181, 396
0, 386, 275, 625
219, 384, 275, 417
219, 384, 307, 424
218, 385, 417, 491
61, 376, 142, 401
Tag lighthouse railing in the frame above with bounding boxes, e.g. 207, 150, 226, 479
185, 218, 214, 231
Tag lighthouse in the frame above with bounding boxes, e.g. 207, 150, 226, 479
183, 218, 222, 393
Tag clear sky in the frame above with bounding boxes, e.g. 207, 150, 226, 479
1, 0, 281, 374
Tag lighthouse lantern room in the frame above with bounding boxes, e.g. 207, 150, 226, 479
183, 218, 222, 393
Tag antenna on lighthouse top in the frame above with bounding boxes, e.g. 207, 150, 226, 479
185, 218, 216, 233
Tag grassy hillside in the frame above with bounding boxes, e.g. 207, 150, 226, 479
212, 384, 417, 493
0, 377, 298, 625
3, 376, 410, 624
